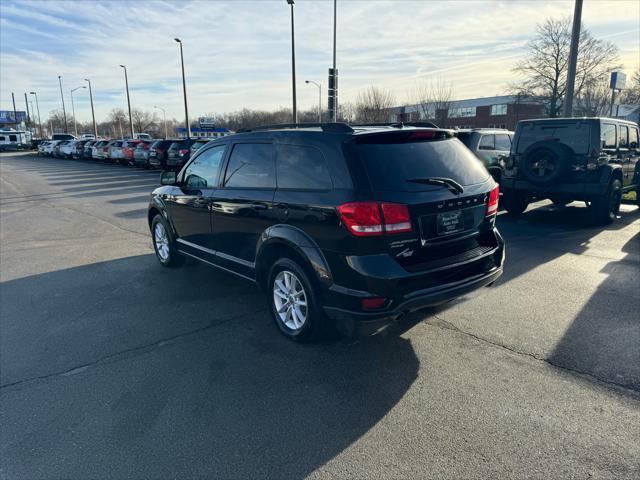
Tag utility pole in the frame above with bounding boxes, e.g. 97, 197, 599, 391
58, 76, 68, 133
30, 92, 43, 138
174, 39, 191, 138
287, 0, 297, 123
11, 92, 18, 128
70, 86, 86, 137
563, 0, 583, 117
119, 65, 135, 138
85, 79, 98, 138
305, 80, 322, 122
24, 93, 31, 134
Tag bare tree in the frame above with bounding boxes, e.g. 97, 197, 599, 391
513, 17, 620, 117
621, 69, 640, 105
354, 87, 396, 123
46, 109, 74, 134
574, 79, 612, 117
411, 78, 455, 127
131, 109, 158, 135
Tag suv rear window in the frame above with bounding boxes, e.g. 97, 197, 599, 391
516, 122, 591, 154
224, 143, 275, 189
353, 134, 489, 191
277, 145, 332, 190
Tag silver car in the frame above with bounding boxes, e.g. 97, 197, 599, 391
456, 128, 513, 183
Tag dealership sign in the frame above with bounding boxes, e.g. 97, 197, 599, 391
0, 111, 27, 123
610, 72, 627, 90
199, 117, 216, 129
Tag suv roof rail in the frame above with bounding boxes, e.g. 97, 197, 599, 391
350, 121, 439, 129
236, 122, 354, 133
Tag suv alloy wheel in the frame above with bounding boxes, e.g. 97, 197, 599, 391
268, 258, 324, 342
151, 214, 185, 267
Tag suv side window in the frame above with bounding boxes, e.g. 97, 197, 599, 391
602, 124, 617, 149
183, 145, 226, 188
478, 135, 495, 150
276, 145, 332, 190
494, 134, 511, 151
618, 126, 628, 148
9, 135, 17, 142
630, 128, 639, 149
224, 143, 275, 189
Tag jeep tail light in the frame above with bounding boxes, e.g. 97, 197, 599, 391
179, 149, 189, 156
337, 202, 412, 236
486, 185, 499, 216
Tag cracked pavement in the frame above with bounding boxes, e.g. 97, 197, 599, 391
1, 152, 639, 479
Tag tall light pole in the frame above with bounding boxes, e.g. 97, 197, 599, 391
154, 105, 168, 138
84, 78, 98, 138
287, 0, 297, 123
563, 0, 583, 117
70, 86, 86, 137
305, 80, 322, 122
24, 93, 31, 134
29, 92, 42, 139
119, 65, 135, 138
58, 75, 68, 133
174, 38, 191, 138
330, 0, 338, 122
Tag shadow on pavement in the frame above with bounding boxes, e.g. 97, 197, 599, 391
548, 232, 640, 390
0, 254, 419, 478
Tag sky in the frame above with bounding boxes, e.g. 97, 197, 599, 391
1, 0, 638, 124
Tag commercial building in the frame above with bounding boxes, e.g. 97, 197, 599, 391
389, 95, 545, 130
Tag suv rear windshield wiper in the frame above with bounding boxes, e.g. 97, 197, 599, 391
406, 177, 464, 194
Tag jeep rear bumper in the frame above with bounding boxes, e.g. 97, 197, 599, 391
500, 178, 608, 197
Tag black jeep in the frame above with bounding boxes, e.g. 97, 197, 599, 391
501, 118, 640, 224
148, 123, 504, 341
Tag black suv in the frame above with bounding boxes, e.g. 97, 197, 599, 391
148, 124, 504, 341
501, 118, 640, 223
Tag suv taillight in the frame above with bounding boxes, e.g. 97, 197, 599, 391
179, 149, 189, 156
337, 202, 412, 237
486, 185, 499, 216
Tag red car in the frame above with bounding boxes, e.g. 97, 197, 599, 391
121, 140, 143, 165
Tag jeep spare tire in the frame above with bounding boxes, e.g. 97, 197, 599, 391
522, 142, 572, 186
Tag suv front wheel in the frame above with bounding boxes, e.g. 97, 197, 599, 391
151, 214, 185, 267
268, 258, 325, 342
588, 178, 622, 225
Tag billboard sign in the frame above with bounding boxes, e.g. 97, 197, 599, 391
0, 111, 27, 123
610, 71, 627, 90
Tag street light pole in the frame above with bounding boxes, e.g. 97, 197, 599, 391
29, 92, 43, 139
305, 80, 322, 122
58, 75, 68, 133
563, 0, 583, 117
70, 86, 86, 137
332, 0, 337, 121
287, 0, 297, 124
84, 78, 98, 138
154, 105, 168, 138
174, 38, 191, 139
119, 65, 135, 138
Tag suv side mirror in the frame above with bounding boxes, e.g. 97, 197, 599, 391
160, 170, 177, 186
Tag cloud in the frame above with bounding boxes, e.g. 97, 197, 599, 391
1, 0, 638, 123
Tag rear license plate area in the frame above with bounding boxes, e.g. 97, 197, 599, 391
436, 210, 464, 236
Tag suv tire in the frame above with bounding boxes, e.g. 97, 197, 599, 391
589, 178, 622, 225
522, 143, 572, 186
502, 188, 529, 216
151, 214, 185, 267
268, 258, 325, 342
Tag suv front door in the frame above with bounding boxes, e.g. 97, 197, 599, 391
166, 144, 227, 254
211, 142, 277, 277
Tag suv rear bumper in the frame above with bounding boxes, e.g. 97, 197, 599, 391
322, 228, 505, 336
501, 178, 608, 197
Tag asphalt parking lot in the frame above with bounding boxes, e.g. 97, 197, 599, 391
1, 151, 639, 479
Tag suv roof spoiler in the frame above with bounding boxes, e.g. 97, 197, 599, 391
237, 122, 354, 133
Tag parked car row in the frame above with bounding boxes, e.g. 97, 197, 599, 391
37, 138, 209, 168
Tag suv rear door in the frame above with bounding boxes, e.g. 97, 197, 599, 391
210, 141, 277, 276
348, 131, 497, 270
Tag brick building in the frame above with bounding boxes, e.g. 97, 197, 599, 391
389, 95, 545, 130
